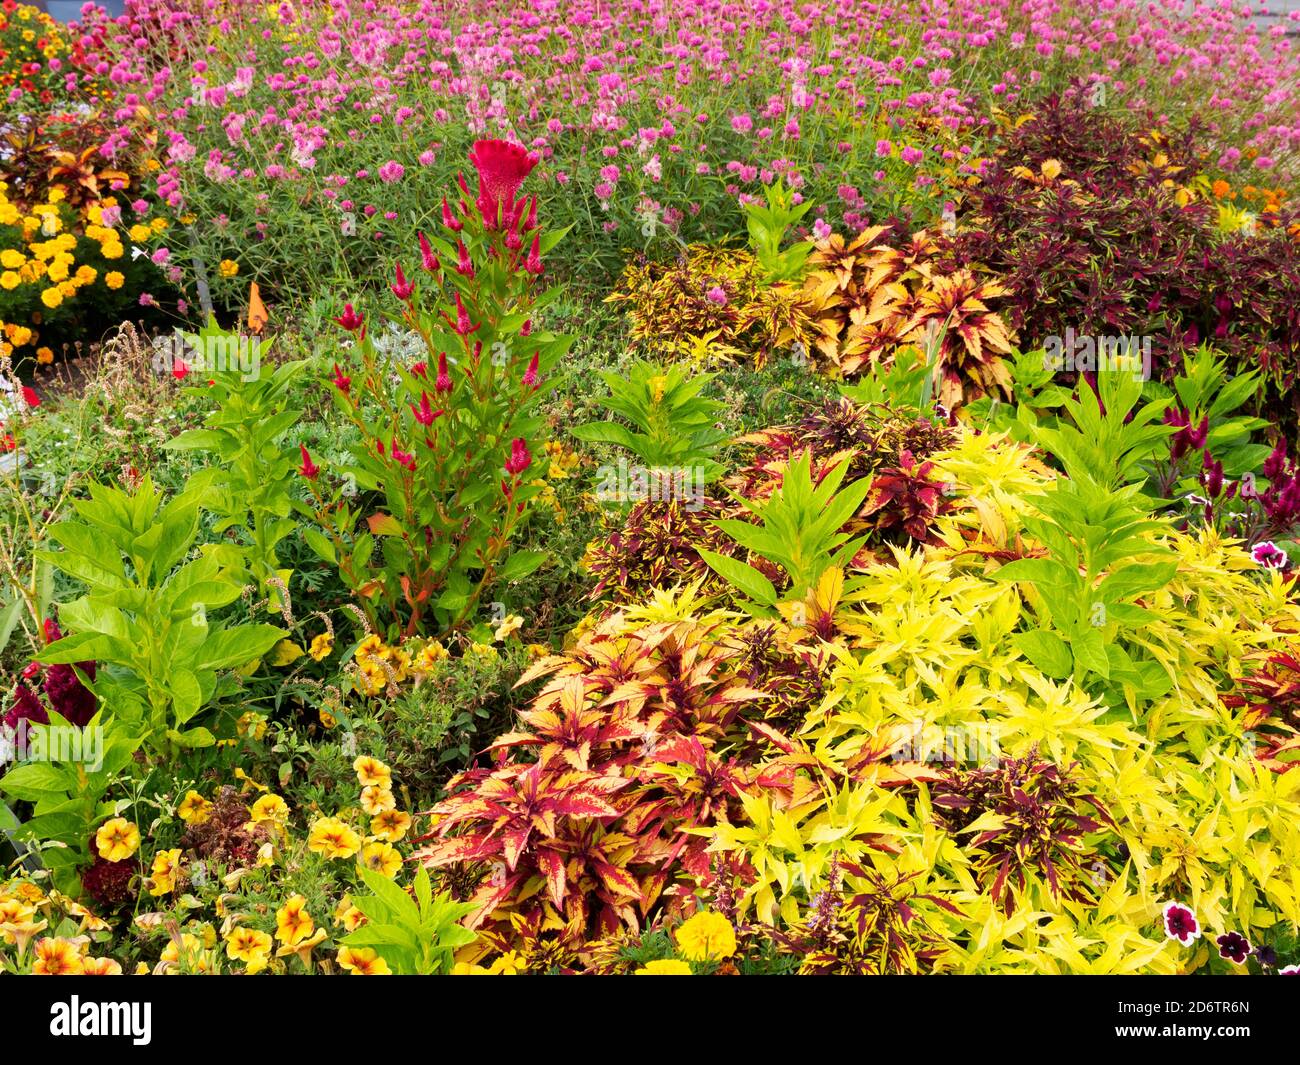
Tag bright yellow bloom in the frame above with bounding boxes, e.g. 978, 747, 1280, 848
95, 818, 140, 862
178, 790, 212, 824
36, 347, 53, 364
275, 894, 314, 946
334, 896, 365, 932
353, 755, 392, 789
413, 639, 447, 673
369, 809, 411, 842
337, 946, 391, 975
307, 817, 362, 859
40, 286, 63, 309
32, 938, 85, 976
224, 927, 272, 972
236, 711, 267, 741
0, 271, 19, 291
674, 910, 736, 962
218, 259, 239, 278
82, 957, 124, 975
128, 224, 151, 242
494, 614, 524, 641
635, 959, 693, 975
249, 793, 289, 824
104, 271, 124, 289
308, 632, 334, 661
360, 785, 396, 816
147, 849, 182, 896
0, 249, 24, 269
358, 841, 402, 879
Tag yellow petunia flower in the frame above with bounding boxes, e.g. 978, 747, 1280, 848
94, 818, 140, 863
308, 632, 334, 661
353, 755, 392, 789
224, 927, 272, 972
275, 894, 314, 946
358, 841, 402, 879
147, 849, 182, 896
360, 785, 396, 816
249, 793, 289, 824
369, 809, 411, 842
337, 946, 391, 975
178, 790, 212, 824
32, 937, 85, 976
307, 817, 361, 860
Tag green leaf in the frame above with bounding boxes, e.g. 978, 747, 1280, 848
699, 549, 777, 606
497, 550, 547, 582
1013, 629, 1074, 679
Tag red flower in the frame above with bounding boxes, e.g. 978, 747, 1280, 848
21, 386, 40, 409
440, 196, 463, 232
455, 238, 474, 278
435, 352, 453, 394
418, 232, 440, 273
392, 445, 416, 471
1216, 931, 1252, 965
411, 360, 428, 378
391, 262, 415, 301
522, 351, 540, 391
336, 303, 365, 331
504, 437, 532, 476
468, 139, 537, 230
298, 444, 319, 479
524, 233, 543, 275
449, 292, 478, 336
172, 357, 190, 381
410, 392, 443, 426
331, 363, 351, 394
1162, 901, 1201, 946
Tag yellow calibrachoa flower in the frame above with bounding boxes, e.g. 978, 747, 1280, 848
224, 927, 273, 973
104, 271, 124, 289
494, 614, 524, 641
275, 894, 314, 946
249, 793, 289, 824
334, 896, 365, 932
82, 957, 124, 975
308, 632, 334, 661
307, 817, 362, 859
337, 946, 391, 975
358, 841, 402, 879
360, 784, 396, 816
94, 818, 140, 862
412, 639, 447, 674
148, 849, 182, 896
32, 938, 85, 976
369, 809, 411, 842
353, 755, 392, 789
178, 790, 213, 824
236, 711, 268, 741
635, 959, 693, 975
674, 910, 736, 962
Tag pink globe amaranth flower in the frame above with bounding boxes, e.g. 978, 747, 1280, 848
1163, 901, 1201, 946
469, 139, 537, 229
298, 444, 319, 480
1216, 932, 1251, 965
504, 438, 532, 476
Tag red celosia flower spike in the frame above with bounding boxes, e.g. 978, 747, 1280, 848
336, 303, 365, 331
468, 139, 538, 230
299, 444, 320, 480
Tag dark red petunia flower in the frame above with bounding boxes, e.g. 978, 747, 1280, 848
1216, 931, 1251, 965
468, 139, 537, 229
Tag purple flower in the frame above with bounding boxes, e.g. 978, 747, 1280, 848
1216, 932, 1251, 965
378, 160, 405, 184
1251, 541, 1289, 570
705, 285, 727, 306
1163, 901, 1201, 946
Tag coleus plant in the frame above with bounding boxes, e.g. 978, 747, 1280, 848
303, 140, 574, 639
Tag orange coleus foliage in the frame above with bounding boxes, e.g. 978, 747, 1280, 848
799, 225, 1015, 408
412, 615, 767, 944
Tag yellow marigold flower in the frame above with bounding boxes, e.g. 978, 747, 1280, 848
94, 818, 140, 862
32, 938, 85, 976
275, 894, 314, 946
308, 632, 334, 661
358, 841, 402, 879
337, 946, 391, 975
75, 265, 96, 284
128, 224, 151, 242
218, 259, 239, 278
353, 755, 392, 789
635, 959, 693, 975
178, 790, 212, 824
147, 849, 182, 896
224, 927, 272, 972
360, 785, 396, 816
40, 286, 62, 309
0, 249, 24, 269
101, 241, 123, 259
250, 793, 289, 824
674, 910, 736, 962
369, 809, 411, 842
0, 271, 19, 290
104, 271, 124, 289
151, 217, 168, 233
307, 816, 361, 859
82, 957, 123, 975
36, 346, 53, 364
